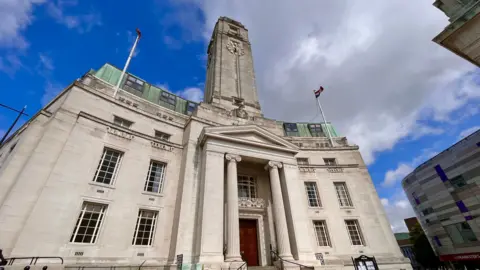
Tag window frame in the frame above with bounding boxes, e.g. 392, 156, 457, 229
323, 158, 337, 166
113, 116, 133, 129
144, 160, 167, 194
124, 75, 145, 92
308, 124, 324, 137
296, 158, 309, 166
334, 182, 353, 207
313, 220, 332, 247
92, 148, 124, 186
154, 130, 171, 141
450, 175, 467, 189
69, 202, 107, 244
237, 175, 257, 199
186, 102, 197, 115
283, 123, 299, 136
445, 222, 478, 244
345, 219, 365, 246
132, 209, 159, 246
304, 182, 322, 207
160, 91, 177, 106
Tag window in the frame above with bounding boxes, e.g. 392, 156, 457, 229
334, 182, 353, 207
124, 75, 144, 92
421, 207, 434, 216
186, 102, 197, 115
305, 182, 321, 207
113, 116, 133, 128
229, 24, 239, 34
70, 202, 107, 244
144, 161, 166, 193
160, 91, 176, 106
412, 192, 420, 205
238, 175, 256, 199
308, 124, 324, 137
154, 130, 171, 141
433, 236, 442, 247
450, 175, 467, 189
132, 210, 158, 246
93, 148, 123, 185
284, 123, 299, 136
313, 221, 331, 246
323, 158, 337, 166
445, 222, 478, 244
345, 220, 365, 246
296, 158, 309, 165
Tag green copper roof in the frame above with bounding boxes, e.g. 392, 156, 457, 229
93, 63, 198, 115
394, 233, 410, 241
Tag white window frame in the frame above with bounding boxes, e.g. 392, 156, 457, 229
132, 209, 158, 246
345, 219, 365, 246
70, 202, 107, 244
304, 182, 322, 207
92, 148, 123, 185
144, 160, 167, 194
313, 220, 331, 246
334, 182, 353, 207
238, 175, 257, 199
113, 116, 133, 128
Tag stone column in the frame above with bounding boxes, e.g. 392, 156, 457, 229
225, 153, 242, 261
266, 161, 293, 259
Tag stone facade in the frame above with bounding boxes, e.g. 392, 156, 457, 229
0, 17, 410, 270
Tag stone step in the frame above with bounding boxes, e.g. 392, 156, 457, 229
247, 266, 277, 270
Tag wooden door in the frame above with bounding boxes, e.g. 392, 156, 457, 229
239, 219, 259, 266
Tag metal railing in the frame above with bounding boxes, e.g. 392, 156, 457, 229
270, 248, 313, 270
4, 257, 64, 266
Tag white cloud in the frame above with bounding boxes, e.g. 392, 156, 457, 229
0, 54, 24, 77
179, 0, 480, 165
46, 0, 101, 33
39, 53, 54, 71
177, 87, 204, 102
0, 0, 45, 49
458, 126, 480, 139
381, 193, 416, 232
42, 81, 64, 106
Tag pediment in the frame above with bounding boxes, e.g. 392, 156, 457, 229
199, 125, 299, 154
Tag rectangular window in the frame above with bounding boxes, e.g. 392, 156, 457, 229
160, 91, 176, 106
132, 210, 158, 246
124, 75, 144, 92
304, 182, 321, 207
154, 130, 171, 141
445, 222, 478, 244
323, 158, 337, 166
421, 207, 434, 216
450, 175, 467, 189
283, 123, 299, 136
113, 116, 133, 128
412, 192, 420, 205
345, 220, 365, 246
296, 158, 309, 165
70, 202, 107, 244
334, 182, 353, 207
313, 221, 331, 246
238, 175, 256, 199
186, 102, 197, 115
93, 148, 123, 185
308, 124, 324, 137
144, 161, 166, 193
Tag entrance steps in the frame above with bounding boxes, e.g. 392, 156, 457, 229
248, 266, 277, 270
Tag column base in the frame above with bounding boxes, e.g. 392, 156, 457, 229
224, 255, 243, 262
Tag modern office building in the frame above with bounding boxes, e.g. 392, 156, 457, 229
402, 129, 480, 266
432, 0, 480, 67
0, 17, 410, 269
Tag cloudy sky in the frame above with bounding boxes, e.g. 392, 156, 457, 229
1, 0, 479, 232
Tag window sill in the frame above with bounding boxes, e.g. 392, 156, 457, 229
142, 191, 164, 197
68, 242, 98, 246
308, 207, 324, 210
340, 206, 354, 209
89, 182, 116, 189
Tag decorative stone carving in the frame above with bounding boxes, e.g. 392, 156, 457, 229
327, 168, 344, 173
238, 198, 265, 208
299, 167, 316, 173
107, 126, 134, 140
226, 40, 245, 56
151, 141, 173, 151
225, 153, 241, 163
234, 105, 248, 119
265, 161, 283, 170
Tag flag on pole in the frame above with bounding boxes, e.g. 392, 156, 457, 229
314, 86, 324, 98
136, 28, 142, 38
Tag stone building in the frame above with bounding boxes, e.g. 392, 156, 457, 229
402, 129, 480, 267
433, 0, 480, 66
0, 17, 410, 269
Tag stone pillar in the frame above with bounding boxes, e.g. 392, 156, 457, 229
265, 161, 293, 259
225, 153, 242, 261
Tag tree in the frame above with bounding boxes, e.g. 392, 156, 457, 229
409, 223, 442, 269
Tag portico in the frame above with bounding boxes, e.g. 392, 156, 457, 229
197, 125, 317, 267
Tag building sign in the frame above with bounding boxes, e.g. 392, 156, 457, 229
439, 252, 480, 261
352, 255, 378, 270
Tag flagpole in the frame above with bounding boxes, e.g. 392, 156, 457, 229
314, 91, 334, 147
113, 29, 141, 98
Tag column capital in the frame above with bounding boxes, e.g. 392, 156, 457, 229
265, 161, 283, 170
225, 153, 242, 163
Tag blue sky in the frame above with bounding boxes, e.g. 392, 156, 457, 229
1, 0, 479, 232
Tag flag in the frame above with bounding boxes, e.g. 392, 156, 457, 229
136, 28, 142, 38
314, 86, 324, 98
